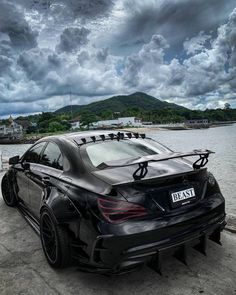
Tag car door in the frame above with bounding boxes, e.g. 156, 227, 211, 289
28, 142, 63, 219
15, 142, 46, 208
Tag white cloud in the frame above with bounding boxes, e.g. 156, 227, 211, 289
1, 0, 236, 116
120, 9, 236, 107
183, 31, 211, 55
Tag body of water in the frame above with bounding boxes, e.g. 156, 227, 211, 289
150, 124, 236, 215
0, 124, 235, 214
0, 144, 31, 158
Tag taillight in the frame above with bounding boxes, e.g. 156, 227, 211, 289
207, 172, 216, 187
97, 198, 147, 223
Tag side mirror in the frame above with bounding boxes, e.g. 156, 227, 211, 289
9, 155, 20, 165
22, 162, 30, 171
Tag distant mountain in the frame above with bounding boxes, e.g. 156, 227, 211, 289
55, 92, 188, 115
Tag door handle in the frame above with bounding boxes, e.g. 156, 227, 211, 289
42, 176, 51, 185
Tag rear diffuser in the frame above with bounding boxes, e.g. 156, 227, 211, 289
148, 230, 222, 275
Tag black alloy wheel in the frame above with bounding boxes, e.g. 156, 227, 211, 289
40, 209, 71, 268
1, 174, 17, 207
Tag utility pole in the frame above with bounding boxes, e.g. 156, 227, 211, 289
70, 89, 73, 119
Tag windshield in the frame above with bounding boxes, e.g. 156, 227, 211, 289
85, 138, 169, 168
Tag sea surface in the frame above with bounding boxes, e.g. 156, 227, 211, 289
0, 124, 235, 214
150, 124, 236, 215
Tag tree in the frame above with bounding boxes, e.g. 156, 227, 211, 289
38, 112, 55, 122
80, 111, 97, 129
48, 121, 64, 132
224, 103, 231, 110
100, 110, 113, 120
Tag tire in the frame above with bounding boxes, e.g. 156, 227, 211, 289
1, 174, 18, 207
40, 208, 71, 268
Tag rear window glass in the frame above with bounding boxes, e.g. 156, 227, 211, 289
86, 139, 165, 167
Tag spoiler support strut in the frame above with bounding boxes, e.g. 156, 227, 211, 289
193, 153, 209, 169
98, 150, 214, 172
129, 150, 212, 180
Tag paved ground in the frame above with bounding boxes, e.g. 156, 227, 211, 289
0, 172, 236, 295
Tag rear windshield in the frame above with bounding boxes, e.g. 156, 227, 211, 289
85, 139, 169, 167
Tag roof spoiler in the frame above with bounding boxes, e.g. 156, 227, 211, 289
74, 132, 146, 145
97, 149, 214, 172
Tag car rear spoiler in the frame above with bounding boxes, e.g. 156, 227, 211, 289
98, 150, 214, 175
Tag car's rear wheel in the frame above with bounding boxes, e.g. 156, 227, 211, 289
1, 174, 18, 207
40, 209, 71, 268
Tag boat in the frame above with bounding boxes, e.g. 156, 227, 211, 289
0, 135, 23, 144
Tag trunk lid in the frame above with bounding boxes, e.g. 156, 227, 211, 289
92, 158, 208, 215
92, 158, 194, 186
116, 167, 208, 215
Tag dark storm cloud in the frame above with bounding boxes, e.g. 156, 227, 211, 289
56, 27, 90, 53
59, 0, 114, 19
109, 0, 236, 56
1, 0, 236, 116
16, 0, 114, 20
0, 41, 13, 57
0, 55, 12, 76
225, 9, 236, 68
47, 53, 62, 68
11, 44, 121, 106
17, 49, 51, 82
120, 7, 236, 107
0, 1, 38, 49
96, 48, 109, 62
0, 40, 14, 77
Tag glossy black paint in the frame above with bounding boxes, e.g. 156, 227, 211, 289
3, 131, 226, 274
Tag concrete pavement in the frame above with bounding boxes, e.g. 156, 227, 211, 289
0, 172, 236, 295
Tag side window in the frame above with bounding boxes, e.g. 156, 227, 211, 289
39, 142, 63, 170
23, 142, 46, 164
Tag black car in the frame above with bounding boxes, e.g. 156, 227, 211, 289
1, 131, 226, 274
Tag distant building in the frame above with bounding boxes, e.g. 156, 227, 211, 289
186, 119, 208, 124
71, 121, 80, 130
69, 117, 81, 130
0, 116, 23, 138
185, 119, 209, 128
0, 125, 7, 135
93, 117, 142, 128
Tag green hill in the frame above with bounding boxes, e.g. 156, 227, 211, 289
55, 92, 188, 115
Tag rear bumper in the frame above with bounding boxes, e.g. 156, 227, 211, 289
83, 193, 226, 274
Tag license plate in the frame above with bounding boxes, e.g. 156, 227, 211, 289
170, 187, 196, 208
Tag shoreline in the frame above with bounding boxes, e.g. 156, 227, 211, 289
0, 122, 235, 145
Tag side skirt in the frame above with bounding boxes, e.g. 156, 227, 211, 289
17, 203, 40, 235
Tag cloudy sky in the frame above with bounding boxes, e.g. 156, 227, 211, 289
1, 0, 236, 117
